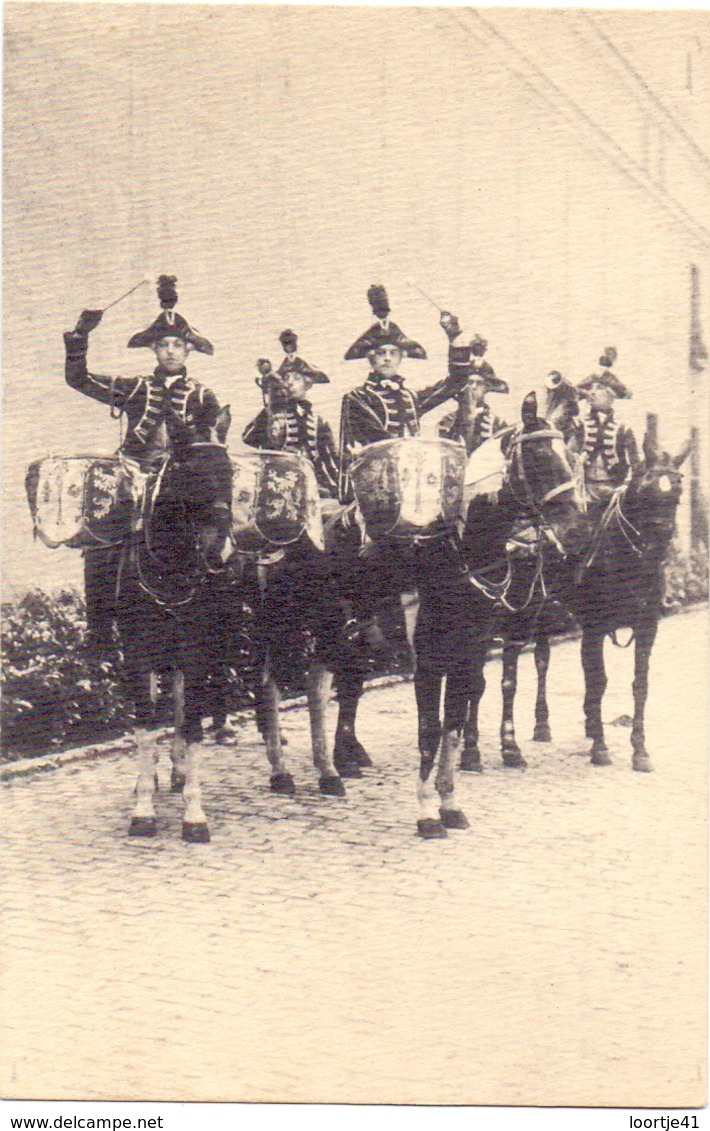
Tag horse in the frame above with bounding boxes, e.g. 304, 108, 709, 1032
116, 440, 236, 842
527, 433, 688, 771
456, 372, 584, 771
410, 392, 586, 838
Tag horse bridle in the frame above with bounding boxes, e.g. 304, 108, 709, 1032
505, 428, 577, 515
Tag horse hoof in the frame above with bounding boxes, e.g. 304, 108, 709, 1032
460, 754, 483, 773
182, 821, 211, 844
213, 725, 238, 745
417, 818, 448, 839
270, 772, 296, 796
129, 816, 157, 838
632, 754, 653, 773
333, 760, 363, 779
319, 775, 346, 797
591, 748, 612, 766
502, 751, 528, 769
439, 808, 470, 830
334, 735, 373, 768
532, 724, 552, 743
170, 771, 186, 793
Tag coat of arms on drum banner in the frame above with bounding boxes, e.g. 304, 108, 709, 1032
350, 439, 467, 540
230, 451, 323, 553
25, 456, 128, 550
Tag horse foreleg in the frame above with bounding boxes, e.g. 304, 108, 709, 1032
415, 662, 446, 838
262, 665, 295, 796
180, 675, 210, 842
501, 643, 527, 768
461, 641, 486, 772
181, 742, 210, 842
307, 663, 345, 797
128, 662, 159, 837
170, 670, 187, 792
129, 726, 158, 838
630, 619, 658, 773
532, 635, 552, 742
333, 668, 369, 777
401, 589, 420, 672
581, 630, 611, 765
436, 668, 470, 830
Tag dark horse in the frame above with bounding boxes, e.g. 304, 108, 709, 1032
117, 441, 235, 842
457, 373, 584, 770
536, 434, 687, 772
470, 429, 688, 774
244, 536, 354, 798
411, 393, 586, 838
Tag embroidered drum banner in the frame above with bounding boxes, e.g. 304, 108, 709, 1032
25, 456, 130, 550
349, 438, 467, 540
229, 450, 323, 555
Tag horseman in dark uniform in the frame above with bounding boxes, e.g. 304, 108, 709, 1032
335, 285, 469, 631
570, 348, 639, 518
338, 284, 468, 501
64, 276, 228, 652
242, 330, 339, 500
437, 334, 509, 451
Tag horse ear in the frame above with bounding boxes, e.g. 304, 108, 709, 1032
521, 391, 538, 429
672, 436, 693, 468
215, 404, 231, 443
642, 431, 659, 465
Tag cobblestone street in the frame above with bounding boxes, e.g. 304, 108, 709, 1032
1, 608, 706, 1106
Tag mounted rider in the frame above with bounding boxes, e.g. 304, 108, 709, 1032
63, 276, 228, 651
65, 275, 225, 471
242, 330, 339, 501
570, 348, 639, 516
437, 334, 509, 452
338, 285, 469, 502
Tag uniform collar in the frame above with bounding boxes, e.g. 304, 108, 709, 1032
286, 397, 312, 410
153, 366, 187, 388
367, 372, 405, 392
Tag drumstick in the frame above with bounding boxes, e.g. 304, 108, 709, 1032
405, 279, 445, 313
101, 277, 152, 314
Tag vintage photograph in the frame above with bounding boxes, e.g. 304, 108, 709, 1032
2, 1, 708, 1112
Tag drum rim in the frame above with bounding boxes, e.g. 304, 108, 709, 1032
349, 436, 466, 474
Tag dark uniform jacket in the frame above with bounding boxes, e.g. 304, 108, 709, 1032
338, 349, 467, 502
570, 408, 639, 504
438, 402, 507, 450
64, 332, 222, 468
242, 402, 339, 499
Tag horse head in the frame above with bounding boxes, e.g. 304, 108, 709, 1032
622, 435, 686, 556
158, 442, 234, 570
503, 392, 586, 555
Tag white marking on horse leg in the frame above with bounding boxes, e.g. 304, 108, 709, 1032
306, 662, 335, 777
417, 772, 439, 822
149, 671, 159, 707
132, 727, 157, 820
171, 671, 187, 780
400, 589, 420, 671
182, 742, 208, 827
436, 727, 462, 811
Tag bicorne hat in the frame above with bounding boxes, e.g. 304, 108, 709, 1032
461, 335, 509, 393
127, 276, 214, 354
344, 285, 427, 361
576, 347, 631, 399
275, 330, 329, 383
